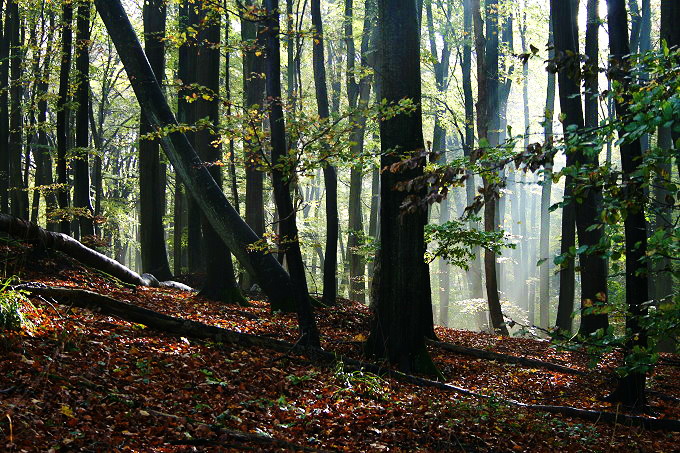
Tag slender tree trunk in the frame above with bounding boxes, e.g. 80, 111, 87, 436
193, 4, 243, 304
462, 0, 486, 330
177, 0, 202, 273
263, 0, 320, 346
541, 21, 556, 330
551, 0, 609, 336
56, 0, 72, 235
310, 0, 338, 305
241, 0, 266, 290
8, 1, 26, 219
139, 0, 172, 280
36, 13, 58, 231
472, 0, 508, 335
345, 0, 375, 304
0, 5, 9, 214
606, 0, 648, 409
73, 0, 95, 237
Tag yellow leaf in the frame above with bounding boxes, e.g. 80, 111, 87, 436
353, 333, 367, 342
60, 404, 75, 418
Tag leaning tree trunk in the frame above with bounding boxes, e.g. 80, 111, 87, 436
311, 0, 339, 305
93, 0, 321, 330
139, 0, 172, 280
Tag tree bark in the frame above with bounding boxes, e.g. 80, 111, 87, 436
605, 0, 649, 409
195, 3, 244, 304
0, 4, 9, 214
365, 0, 437, 374
472, 0, 508, 335
240, 0, 266, 290
56, 0, 72, 235
73, 0, 95, 238
139, 0, 172, 280
262, 0, 320, 346
541, 20, 557, 330
311, 0, 339, 305
8, 1, 26, 219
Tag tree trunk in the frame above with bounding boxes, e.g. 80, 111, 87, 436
605, 0, 648, 410
8, 1, 26, 219
241, 0, 266, 290
551, 0, 609, 336
540, 20, 556, 330
177, 1, 202, 273
472, 0, 508, 335
194, 3, 244, 305
345, 0, 375, 304
310, 0, 339, 305
0, 5, 9, 214
139, 0, 172, 280
73, 0, 95, 238
262, 0, 320, 346
35, 13, 58, 231
55, 1, 72, 235
365, 0, 437, 375
462, 0, 486, 331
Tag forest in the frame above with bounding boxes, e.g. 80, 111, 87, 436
0, 0, 679, 450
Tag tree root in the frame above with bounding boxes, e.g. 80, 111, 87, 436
429, 339, 587, 376
19, 283, 680, 432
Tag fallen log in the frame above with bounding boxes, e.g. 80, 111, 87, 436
19, 284, 680, 432
0, 214, 192, 291
429, 340, 587, 376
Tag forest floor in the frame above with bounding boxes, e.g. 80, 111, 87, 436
1, 240, 680, 452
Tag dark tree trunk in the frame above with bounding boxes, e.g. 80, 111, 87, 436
605, 0, 648, 410
56, 1, 72, 235
551, 0, 609, 336
0, 4, 9, 214
311, 0, 339, 305
8, 1, 26, 219
365, 0, 437, 375
241, 0, 266, 290
178, 0, 202, 273
263, 0, 320, 347
73, 0, 95, 238
195, 3, 244, 304
462, 0, 485, 330
139, 0, 172, 280
541, 20, 557, 330
35, 13, 58, 231
345, 0, 375, 304
472, 0, 508, 335
173, 182, 184, 276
